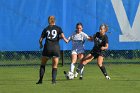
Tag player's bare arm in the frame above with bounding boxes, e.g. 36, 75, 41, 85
101, 43, 108, 50
39, 37, 43, 49
61, 33, 69, 43
88, 36, 94, 41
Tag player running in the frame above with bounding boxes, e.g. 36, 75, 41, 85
64, 22, 91, 80
76, 24, 111, 80
36, 16, 68, 84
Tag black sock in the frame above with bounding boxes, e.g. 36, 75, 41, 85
100, 66, 107, 76
52, 68, 57, 82
76, 64, 84, 73
39, 64, 45, 81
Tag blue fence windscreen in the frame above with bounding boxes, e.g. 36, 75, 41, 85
0, 0, 140, 51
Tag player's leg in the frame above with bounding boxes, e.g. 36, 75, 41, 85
76, 54, 94, 73
76, 53, 84, 79
52, 57, 59, 84
70, 54, 77, 73
97, 56, 110, 79
36, 56, 49, 84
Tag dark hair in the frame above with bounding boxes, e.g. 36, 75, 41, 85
76, 22, 83, 29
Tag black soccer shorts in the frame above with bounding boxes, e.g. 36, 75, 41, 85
42, 48, 60, 58
90, 49, 105, 59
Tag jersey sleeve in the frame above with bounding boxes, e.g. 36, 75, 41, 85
41, 28, 46, 38
105, 35, 108, 43
59, 27, 63, 34
68, 36, 71, 41
93, 33, 97, 40
83, 32, 89, 40
68, 33, 73, 41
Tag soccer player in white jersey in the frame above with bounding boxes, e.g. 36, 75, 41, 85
64, 22, 91, 80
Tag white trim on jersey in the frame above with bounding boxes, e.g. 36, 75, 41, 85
68, 31, 89, 53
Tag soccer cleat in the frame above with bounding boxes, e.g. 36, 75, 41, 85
79, 76, 83, 80
36, 80, 42, 84
52, 80, 56, 85
64, 71, 67, 75
105, 76, 111, 80
74, 72, 78, 78
64, 71, 69, 80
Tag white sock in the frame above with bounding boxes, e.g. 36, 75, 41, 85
70, 63, 75, 73
80, 66, 84, 77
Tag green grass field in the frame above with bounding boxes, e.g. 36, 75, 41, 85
0, 64, 140, 93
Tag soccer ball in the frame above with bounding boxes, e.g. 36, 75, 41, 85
67, 71, 74, 80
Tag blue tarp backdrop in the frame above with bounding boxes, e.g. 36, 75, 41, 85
0, 0, 140, 51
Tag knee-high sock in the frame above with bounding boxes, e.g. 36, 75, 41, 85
52, 68, 57, 82
70, 63, 75, 73
76, 64, 84, 73
39, 64, 45, 81
80, 66, 84, 76
99, 65, 108, 76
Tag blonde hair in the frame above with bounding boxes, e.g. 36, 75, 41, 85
48, 16, 55, 24
100, 24, 108, 32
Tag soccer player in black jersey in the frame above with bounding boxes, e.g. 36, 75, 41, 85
36, 16, 68, 84
76, 24, 111, 80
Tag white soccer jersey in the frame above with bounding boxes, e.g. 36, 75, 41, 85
68, 31, 89, 51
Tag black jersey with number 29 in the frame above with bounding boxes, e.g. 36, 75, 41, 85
41, 25, 63, 57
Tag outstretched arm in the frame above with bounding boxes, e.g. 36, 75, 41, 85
87, 36, 94, 41
60, 33, 69, 43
